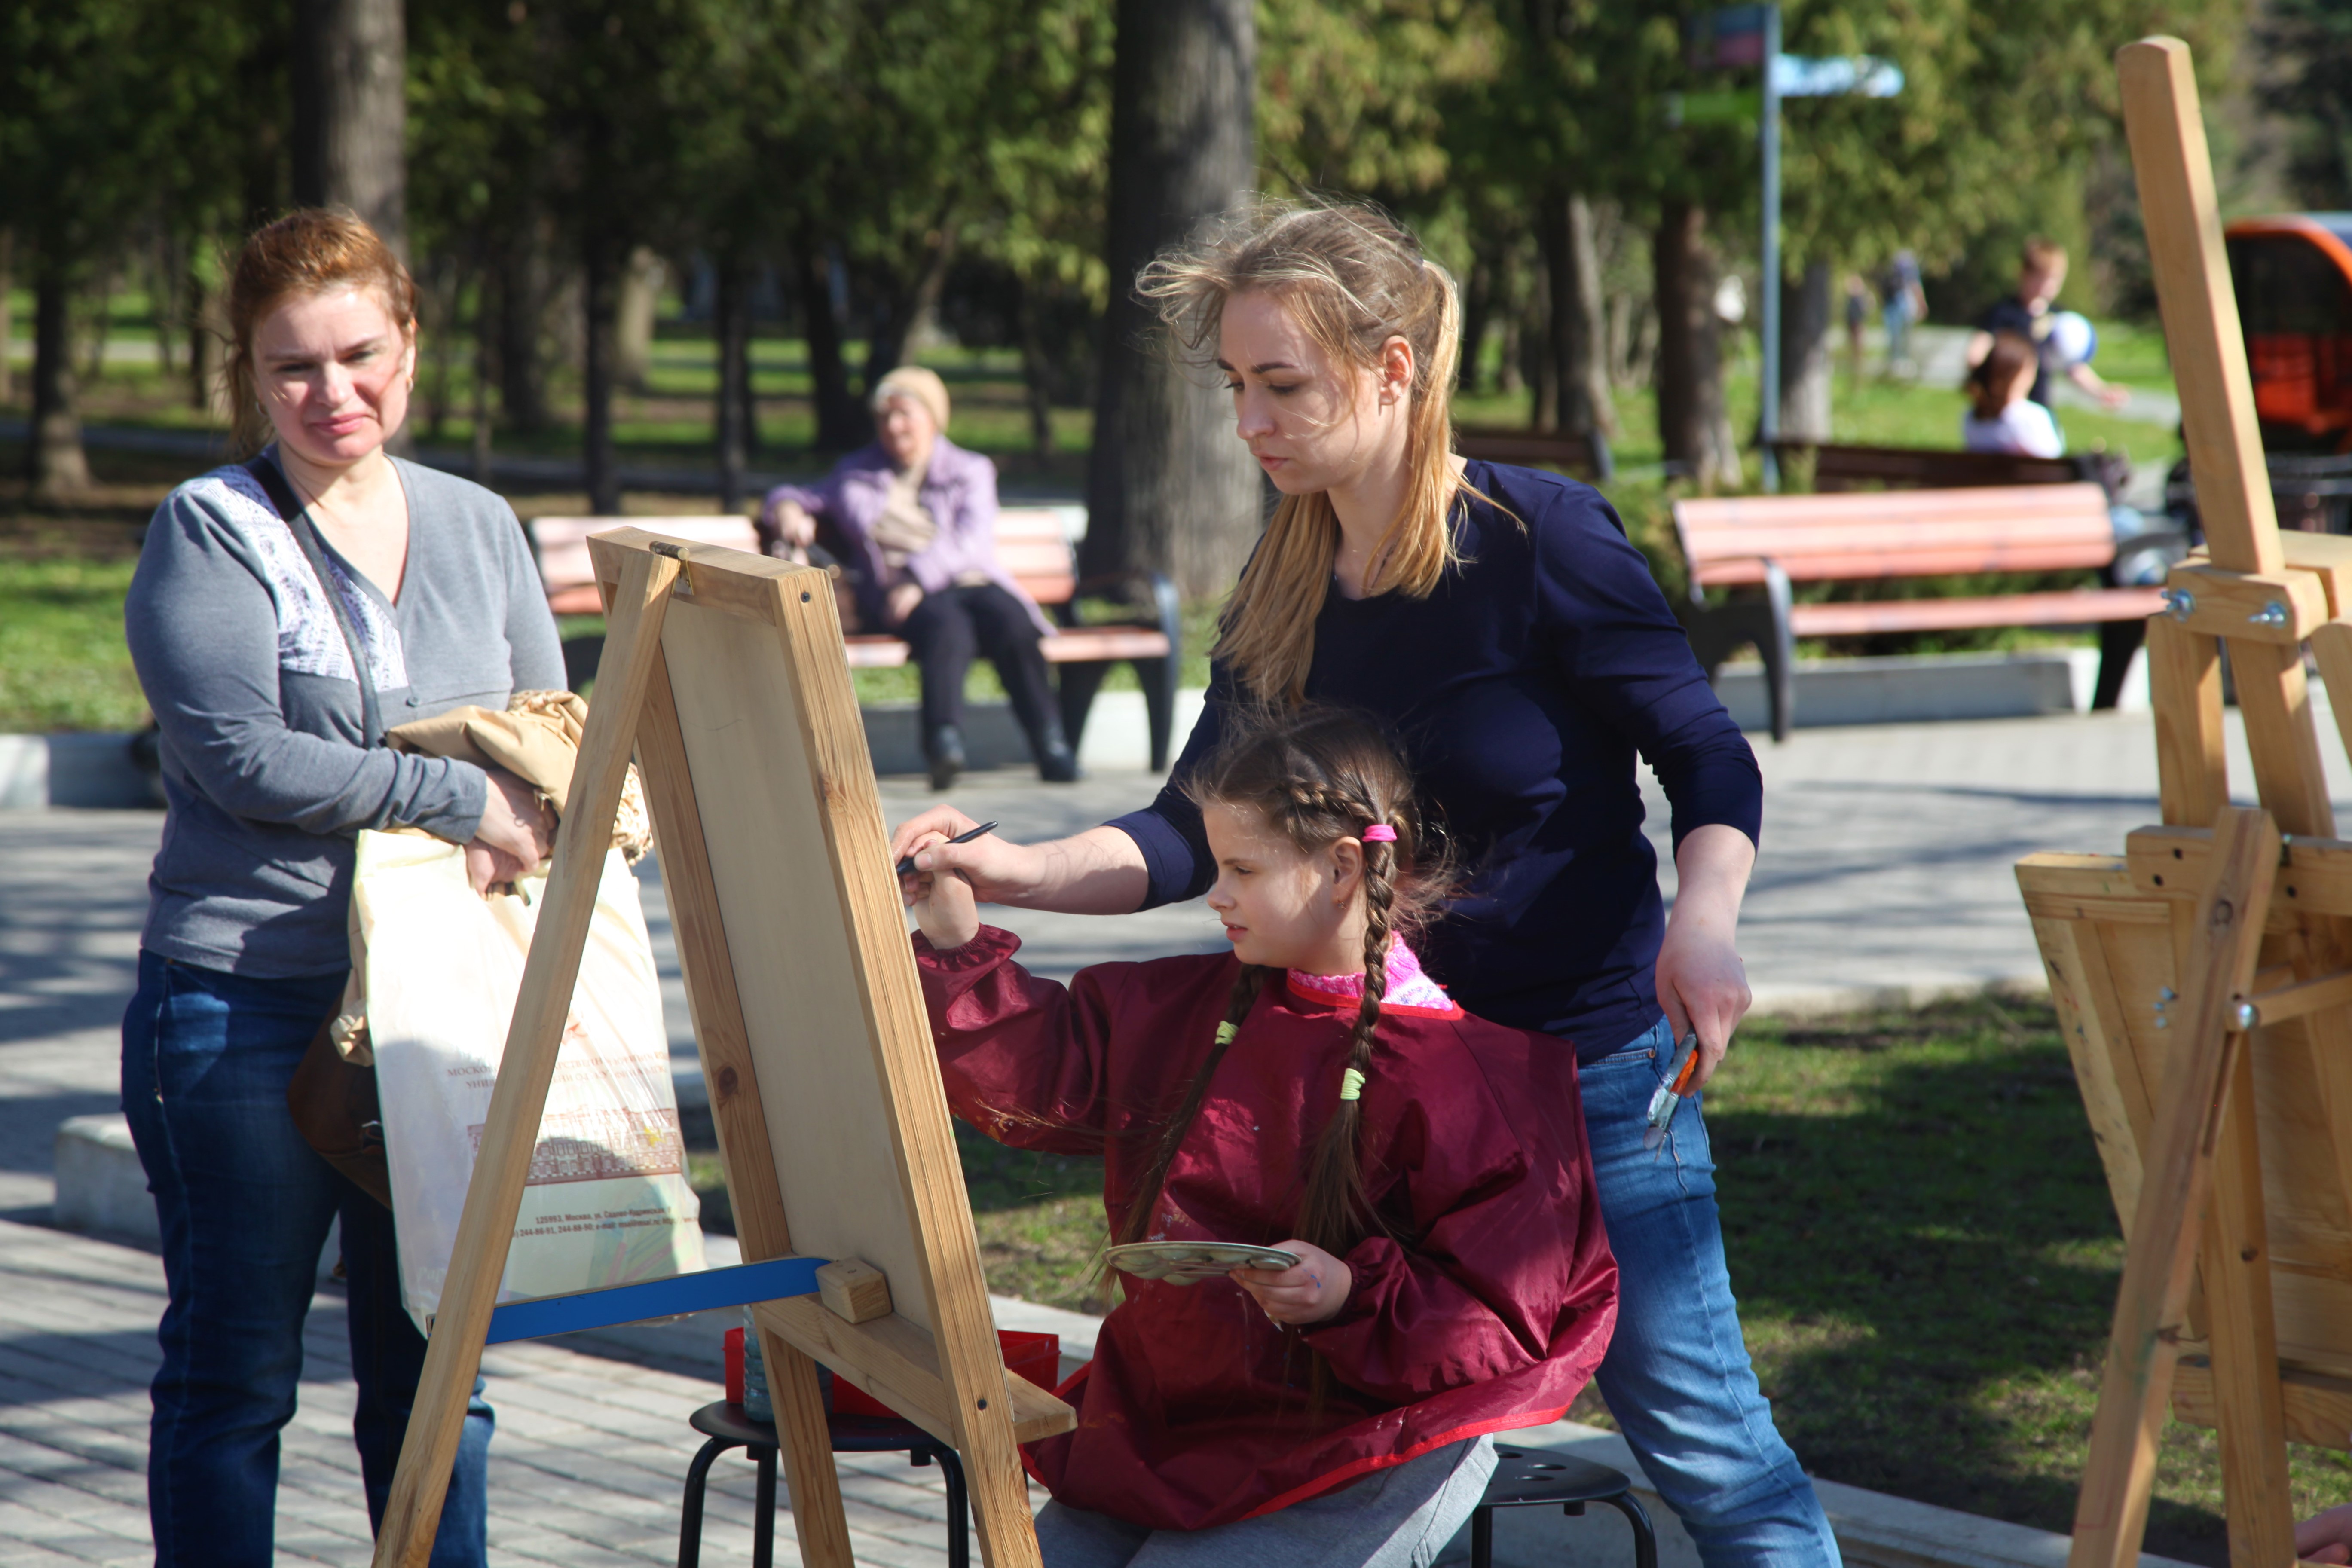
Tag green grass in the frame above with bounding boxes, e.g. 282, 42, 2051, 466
687, 995, 2352, 1562
0, 558, 147, 731
1680, 996, 2352, 1565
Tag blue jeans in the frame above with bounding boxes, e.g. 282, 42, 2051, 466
120, 951, 493, 1567
1581, 1016, 1841, 1568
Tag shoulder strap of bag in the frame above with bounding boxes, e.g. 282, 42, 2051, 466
248, 455, 385, 747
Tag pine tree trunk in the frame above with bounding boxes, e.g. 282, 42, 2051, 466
795, 245, 863, 453
1083, 0, 1261, 599
471, 259, 495, 485
715, 256, 750, 512
1536, 186, 1615, 438
616, 246, 661, 392
1653, 202, 1741, 489
495, 225, 549, 434
189, 251, 227, 417
582, 239, 621, 515
291, 0, 407, 256
1567, 196, 1616, 437
862, 229, 955, 394
0, 230, 14, 404
28, 254, 91, 498
1776, 259, 1834, 443
1015, 278, 1058, 459
1459, 249, 1495, 398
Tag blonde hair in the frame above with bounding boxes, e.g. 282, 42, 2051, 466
1137, 200, 1483, 707
224, 208, 417, 458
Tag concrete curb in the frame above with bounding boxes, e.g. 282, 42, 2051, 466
0, 733, 162, 809
1712, 648, 2147, 732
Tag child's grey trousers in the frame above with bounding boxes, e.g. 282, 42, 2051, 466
1033, 1435, 1496, 1568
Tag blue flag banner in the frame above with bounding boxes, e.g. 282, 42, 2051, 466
1691, 5, 1769, 70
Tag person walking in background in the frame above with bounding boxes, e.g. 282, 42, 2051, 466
1843, 272, 1871, 383
758, 365, 1077, 792
1964, 238, 2129, 410
1962, 332, 2064, 457
1879, 249, 1925, 373
122, 208, 556, 1568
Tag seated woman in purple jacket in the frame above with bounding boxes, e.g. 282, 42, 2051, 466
758, 365, 1077, 789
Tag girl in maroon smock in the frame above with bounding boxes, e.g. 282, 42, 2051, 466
905, 709, 1618, 1565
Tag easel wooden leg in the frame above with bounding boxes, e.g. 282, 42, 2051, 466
2200, 1040, 2295, 1567
2226, 637, 2335, 839
2148, 617, 2227, 828
2069, 806, 2279, 1568
954, 1405, 1043, 1568
766, 1328, 856, 1568
371, 550, 682, 1568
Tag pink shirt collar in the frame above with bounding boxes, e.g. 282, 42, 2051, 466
1286, 938, 1454, 1013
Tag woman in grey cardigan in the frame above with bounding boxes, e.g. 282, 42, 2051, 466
120, 210, 558, 1567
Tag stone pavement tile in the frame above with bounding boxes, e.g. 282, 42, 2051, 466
0, 1547, 110, 1568
480, 1507, 687, 1567
0, 1496, 147, 1554
0, 1429, 150, 1506
267, 1524, 373, 1568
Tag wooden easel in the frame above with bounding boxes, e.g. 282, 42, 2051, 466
2016, 37, 2352, 1568
369, 529, 1074, 1567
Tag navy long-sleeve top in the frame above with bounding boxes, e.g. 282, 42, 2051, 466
1108, 460, 1763, 1062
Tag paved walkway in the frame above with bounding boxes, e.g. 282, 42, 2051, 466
0, 706, 2323, 1562
0, 1217, 1004, 1566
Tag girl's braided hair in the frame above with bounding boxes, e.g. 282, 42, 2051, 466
1112, 706, 1451, 1272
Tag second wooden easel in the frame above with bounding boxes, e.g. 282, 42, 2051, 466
2036, 35, 2352, 1568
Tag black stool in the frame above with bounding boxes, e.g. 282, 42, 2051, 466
677, 1400, 970, 1568
1469, 1445, 1658, 1568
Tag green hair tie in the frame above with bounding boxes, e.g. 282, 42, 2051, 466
1339, 1067, 1367, 1102
1216, 1021, 1239, 1045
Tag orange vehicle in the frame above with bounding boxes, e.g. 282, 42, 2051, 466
2227, 215, 2352, 453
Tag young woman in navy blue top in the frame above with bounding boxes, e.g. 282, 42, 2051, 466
893, 201, 1839, 1568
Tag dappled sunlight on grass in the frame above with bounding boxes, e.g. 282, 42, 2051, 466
1686, 997, 2352, 1565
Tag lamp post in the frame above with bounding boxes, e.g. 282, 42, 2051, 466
1758, 3, 1782, 492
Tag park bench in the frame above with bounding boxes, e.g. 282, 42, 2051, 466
1672, 482, 2165, 742
1454, 425, 1614, 481
1765, 437, 2130, 501
529, 508, 1185, 769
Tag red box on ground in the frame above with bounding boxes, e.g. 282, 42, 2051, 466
830, 1330, 1061, 1419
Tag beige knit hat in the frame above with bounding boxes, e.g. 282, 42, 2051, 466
869, 364, 951, 433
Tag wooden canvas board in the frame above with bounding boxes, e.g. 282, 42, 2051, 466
373, 530, 1071, 1568
2020, 855, 2352, 1420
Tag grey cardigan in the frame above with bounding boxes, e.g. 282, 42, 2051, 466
126, 453, 565, 978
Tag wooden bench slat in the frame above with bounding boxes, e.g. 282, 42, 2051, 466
1676, 481, 2109, 529
1697, 544, 2118, 586
1768, 440, 2090, 490
1043, 628, 1176, 662
1785, 587, 2164, 638
1677, 483, 2117, 586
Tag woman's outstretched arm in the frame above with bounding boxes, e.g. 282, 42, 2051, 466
889, 809, 1153, 914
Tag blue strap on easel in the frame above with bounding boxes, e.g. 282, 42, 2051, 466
484, 1256, 827, 1344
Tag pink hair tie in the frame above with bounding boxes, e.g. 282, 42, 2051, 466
1362, 825, 1398, 843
